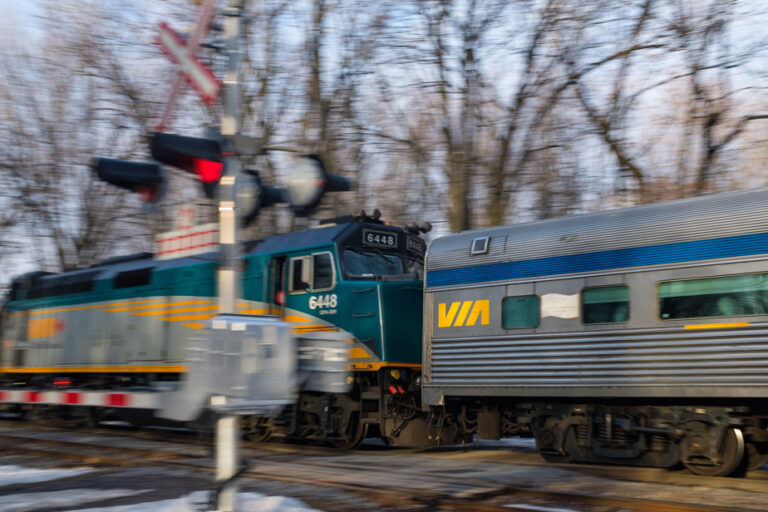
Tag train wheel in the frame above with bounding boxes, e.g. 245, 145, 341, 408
683, 428, 745, 477
330, 414, 368, 450
745, 442, 768, 471
243, 416, 274, 443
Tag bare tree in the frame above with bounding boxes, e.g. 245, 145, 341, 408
574, 0, 768, 203
0, 2, 173, 273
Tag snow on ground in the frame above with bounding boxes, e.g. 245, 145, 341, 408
502, 505, 579, 512
1, 489, 147, 512
69, 490, 322, 512
496, 437, 537, 449
0, 465, 94, 486
0, 465, 322, 512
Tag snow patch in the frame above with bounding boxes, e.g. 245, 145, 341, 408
0, 465, 94, 486
71, 490, 323, 512
0, 488, 146, 512
503, 505, 579, 512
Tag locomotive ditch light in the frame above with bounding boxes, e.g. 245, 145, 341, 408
150, 131, 223, 199
404, 222, 432, 235
93, 158, 167, 213
235, 170, 285, 227
283, 154, 351, 217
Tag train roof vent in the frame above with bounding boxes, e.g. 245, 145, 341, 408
471, 236, 490, 255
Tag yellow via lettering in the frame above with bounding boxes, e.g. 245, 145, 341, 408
437, 300, 490, 327
438, 302, 461, 328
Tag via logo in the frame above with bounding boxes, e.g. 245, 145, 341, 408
438, 300, 489, 328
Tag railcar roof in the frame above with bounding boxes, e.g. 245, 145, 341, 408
427, 188, 768, 278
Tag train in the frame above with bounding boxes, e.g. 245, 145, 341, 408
422, 188, 768, 476
3, 188, 768, 476
0, 212, 445, 448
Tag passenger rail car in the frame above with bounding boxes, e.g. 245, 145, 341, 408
0, 215, 433, 447
423, 189, 768, 476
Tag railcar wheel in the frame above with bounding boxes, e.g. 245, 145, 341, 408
330, 414, 368, 450
683, 428, 745, 477
745, 442, 768, 471
243, 416, 274, 443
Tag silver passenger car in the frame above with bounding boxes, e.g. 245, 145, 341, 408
422, 189, 768, 476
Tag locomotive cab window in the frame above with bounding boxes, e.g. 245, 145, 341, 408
290, 257, 311, 292
659, 273, 768, 319
312, 252, 334, 291
582, 285, 629, 324
502, 295, 540, 329
289, 252, 336, 293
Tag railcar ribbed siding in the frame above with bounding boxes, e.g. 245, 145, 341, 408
429, 325, 768, 390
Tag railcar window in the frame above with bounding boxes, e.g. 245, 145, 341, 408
313, 253, 334, 290
582, 286, 629, 324
502, 295, 540, 329
659, 273, 768, 319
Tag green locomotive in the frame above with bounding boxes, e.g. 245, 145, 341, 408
0, 214, 435, 447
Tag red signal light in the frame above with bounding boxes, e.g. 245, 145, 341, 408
138, 185, 160, 203
194, 158, 223, 183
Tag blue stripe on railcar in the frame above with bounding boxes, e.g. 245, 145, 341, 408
426, 232, 768, 288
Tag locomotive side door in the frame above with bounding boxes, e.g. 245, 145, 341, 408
284, 252, 338, 322
267, 256, 287, 317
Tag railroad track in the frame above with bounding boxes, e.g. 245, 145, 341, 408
0, 424, 765, 512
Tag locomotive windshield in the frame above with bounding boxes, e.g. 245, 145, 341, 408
343, 249, 404, 277
335, 222, 426, 280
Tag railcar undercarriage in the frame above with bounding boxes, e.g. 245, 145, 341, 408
242, 368, 460, 448
454, 400, 768, 477
1, 368, 454, 450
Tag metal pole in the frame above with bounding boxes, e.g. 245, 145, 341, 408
217, 0, 244, 316
214, 2, 245, 511
211, 396, 239, 512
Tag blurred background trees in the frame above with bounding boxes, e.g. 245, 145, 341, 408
1, 0, 768, 285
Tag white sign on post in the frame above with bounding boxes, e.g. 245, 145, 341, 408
154, 223, 218, 260
155, 22, 222, 106
155, 0, 220, 131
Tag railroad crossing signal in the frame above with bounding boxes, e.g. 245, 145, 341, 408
92, 158, 166, 213
155, 0, 220, 131
284, 154, 351, 216
155, 21, 222, 106
150, 132, 223, 199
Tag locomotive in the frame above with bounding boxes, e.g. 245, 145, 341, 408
422, 188, 768, 476
0, 213, 439, 448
